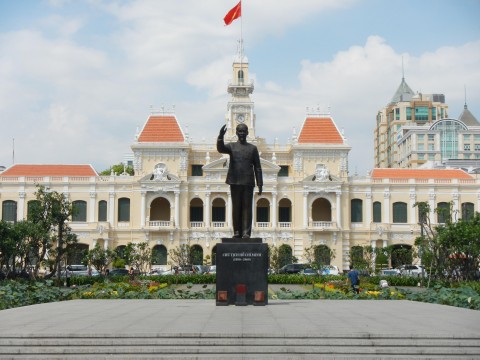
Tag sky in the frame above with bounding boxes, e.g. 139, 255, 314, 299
1, 0, 479, 176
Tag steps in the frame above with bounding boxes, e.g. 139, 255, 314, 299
1, 334, 479, 359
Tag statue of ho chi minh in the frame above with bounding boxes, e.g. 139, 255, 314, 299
216, 124, 263, 239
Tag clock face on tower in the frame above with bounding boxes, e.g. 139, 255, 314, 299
236, 113, 245, 123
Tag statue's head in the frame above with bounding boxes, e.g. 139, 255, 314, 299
236, 124, 248, 142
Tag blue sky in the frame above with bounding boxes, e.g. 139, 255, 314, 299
1, 0, 479, 175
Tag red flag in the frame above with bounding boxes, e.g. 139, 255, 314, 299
224, 1, 241, 26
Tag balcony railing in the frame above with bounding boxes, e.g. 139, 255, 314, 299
311, 221, 335, 229
190, 222, 204, 228
149, 220, 171, 228
255, 222, 270, 228
212, 222, 226, 228
278, 222, 292, 228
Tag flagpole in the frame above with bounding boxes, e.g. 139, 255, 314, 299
240, 0, 243, 68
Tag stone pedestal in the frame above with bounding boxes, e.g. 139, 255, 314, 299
215, 238, 268, 306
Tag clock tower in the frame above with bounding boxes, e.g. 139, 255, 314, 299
225, 40, 256, 140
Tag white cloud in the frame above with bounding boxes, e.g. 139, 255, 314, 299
0, 1, 478, 177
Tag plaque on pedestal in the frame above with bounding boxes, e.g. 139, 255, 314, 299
215, 238, 268, 306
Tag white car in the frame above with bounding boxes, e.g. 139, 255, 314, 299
320, 265, 340, 276
397, 265, 426, 277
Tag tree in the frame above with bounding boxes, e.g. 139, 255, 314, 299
0, 220, 15, 277
124, 242, 152, 274
99, 163, 134, 176
84, 243, 116, 275
414, 201, 480, 282
33, 186, 78, 283
304, 245, 335, 271
168, 242, 192, 270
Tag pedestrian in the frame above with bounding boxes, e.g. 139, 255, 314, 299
66, 267, 71, 287
129, 267, 134, 281
347, 264, 360, 294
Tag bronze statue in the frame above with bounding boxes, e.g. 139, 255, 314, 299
217, 124, 263, 239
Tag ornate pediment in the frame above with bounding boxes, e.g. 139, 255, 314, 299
138, 163, 181, 184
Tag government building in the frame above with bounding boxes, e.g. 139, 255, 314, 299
1, 50, 478, 272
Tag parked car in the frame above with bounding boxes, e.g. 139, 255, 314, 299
278, 263, 307, 274
108, 268, 129, 276
65, 265, 99, 277
319, 265, 340, 276
397, 264, 426, 277
206, 265, 216, 274
299, 268, 318, 276
379, 268, 400, 276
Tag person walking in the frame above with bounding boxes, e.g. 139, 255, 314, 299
347, 264, 360, 294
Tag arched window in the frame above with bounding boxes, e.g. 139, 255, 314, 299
256, 198, 270, 222
277, 244, 293, 268
98, 200, 107, 222
150, 197, 171, 221
67, 243, 89, 265
72, 200, 87, 222
373, 201, 382, 223
278, 198, 292, 222
115, 245, 127, 260
190, 245, 203, 265
212, 198, 226, 222
350, 199, 363, 223
350, 246, 364, 268
190, 198, 203, 222
314, 245, 332, 266
461, 202, 474, 221
238, 69, 244, 83
437, 202, 450, 224
27, 200, 41, 221
392, 202, 407, 223
311, 198, 332, 221
118, 198, 130, 222
152, 245, 167, 265
2, 200, 17, 222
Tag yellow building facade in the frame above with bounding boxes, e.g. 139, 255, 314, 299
1, 56, 479, 272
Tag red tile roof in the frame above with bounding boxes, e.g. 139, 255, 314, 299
1, 164, 97, 177
137, 115, 184, 142
298, 117, 344, 144
371, 168, 473, 179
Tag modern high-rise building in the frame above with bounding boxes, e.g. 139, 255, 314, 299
374, 76, 449, 168
1, 51, 478, 272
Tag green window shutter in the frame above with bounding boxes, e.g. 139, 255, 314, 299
98, 200, 107, 222
373, 201, 382, 223
72, 200, 87, 222
392, 202, 407, 223
350, 199, 363, 223
2, 200, 17, 222
118, 198, 130, 222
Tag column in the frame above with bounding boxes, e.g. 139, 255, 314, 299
205, 192, 211, 228
174, 190, 180, 228
89, 192, 96, 223
428, 192, 436, 224
141, 191, 146, 227
452, 192, 459, 217
409, 191, 416, 225
109, 192, 115, 224
271, 191, 277, 230
383, 191, 390, 224
18, 192, 25, 220
303, 191, 308, 229
104, 238, 109, 250
336, 191, 342, 229
365, 192, 372, 225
